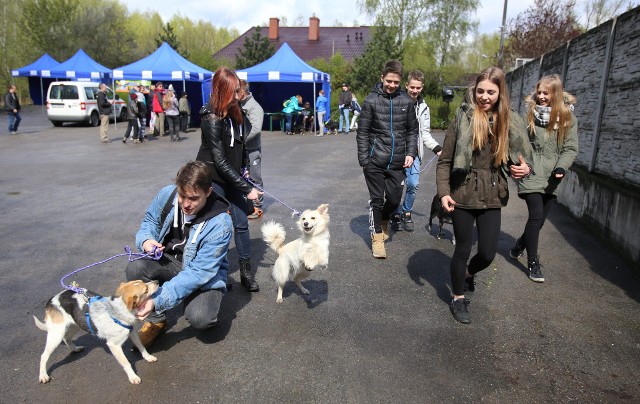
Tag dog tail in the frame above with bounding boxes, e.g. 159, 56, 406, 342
261, 221, 286, 253
33, 315, 47, 331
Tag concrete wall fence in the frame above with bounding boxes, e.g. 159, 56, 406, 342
506, 6, 640, 265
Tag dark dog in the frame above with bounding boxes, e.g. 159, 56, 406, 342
428, 194, 455, 245
324, 119, 338, 135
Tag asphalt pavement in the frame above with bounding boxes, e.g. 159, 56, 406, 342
1, 106, 639, 403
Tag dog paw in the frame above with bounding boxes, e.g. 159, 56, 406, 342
276, 298, 283, 303
451, 239, 456, 246
72, 345, 84, 353
39, 374, 51, 383
144, 355, 158, 363
301, 288, 310, 295
128, 374, 142, 384
436, 234, 443, 239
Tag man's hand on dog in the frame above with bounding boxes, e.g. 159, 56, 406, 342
441, 195, 456, 213
136, 299, 154, 320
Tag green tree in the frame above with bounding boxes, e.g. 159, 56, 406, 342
20, 0, 82, 60
235, 27, 275, 70
156, 22, 189, 59
350, 24, 403, 94
169, 15, 238, 71
428, 0, 478, 69
126, 11, 165, 60
358, 0, 437, 45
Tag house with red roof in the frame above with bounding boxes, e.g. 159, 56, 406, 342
213, 16, 372, 65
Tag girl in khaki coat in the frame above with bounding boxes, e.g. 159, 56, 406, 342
510, 75, 579, 283
436, 67, 533, 324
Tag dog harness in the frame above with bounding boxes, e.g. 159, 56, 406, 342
84, 296, 134, 335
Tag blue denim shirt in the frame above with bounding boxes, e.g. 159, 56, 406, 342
136, 185, 232, 314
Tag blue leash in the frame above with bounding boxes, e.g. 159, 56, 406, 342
61, 245, 163, 294
409, 154, 438, 175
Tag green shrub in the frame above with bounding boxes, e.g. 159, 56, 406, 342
425, 94, 463, 129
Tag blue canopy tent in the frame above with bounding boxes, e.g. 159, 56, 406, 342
113, 42, 213, 127
11, 53, 61, 105
49, 49, 112, 81
202, 42, 331, 132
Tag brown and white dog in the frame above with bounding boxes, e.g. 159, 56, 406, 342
262, 204, 330, 303
34, 280, 159, 384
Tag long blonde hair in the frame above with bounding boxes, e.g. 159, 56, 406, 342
467, 67, 510, 166
162, 90, 175, 110
525, 74, 576, 144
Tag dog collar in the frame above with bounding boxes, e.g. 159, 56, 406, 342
85, 296, 134, 335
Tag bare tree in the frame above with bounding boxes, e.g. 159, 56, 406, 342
583, 0, 636, 29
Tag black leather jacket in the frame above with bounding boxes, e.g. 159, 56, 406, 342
196, 106, 252, 195
356, 83, 418, 169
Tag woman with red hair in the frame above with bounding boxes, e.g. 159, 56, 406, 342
196, 66, 262, 292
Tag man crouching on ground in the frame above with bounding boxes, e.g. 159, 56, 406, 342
126, 161, 232, 347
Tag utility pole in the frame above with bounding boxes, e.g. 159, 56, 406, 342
498, 0, 508, 69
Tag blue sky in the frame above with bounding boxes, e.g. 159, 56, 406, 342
119, 0, 539, 36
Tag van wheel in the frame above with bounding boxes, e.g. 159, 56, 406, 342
89, 111, 99, 126
120, 108, 127, 122
52, 121, 63, 127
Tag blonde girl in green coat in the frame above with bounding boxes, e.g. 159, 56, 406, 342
510, 74, 579, 283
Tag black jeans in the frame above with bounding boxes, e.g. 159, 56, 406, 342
450, 208, 501, 296
124, 118, 139, 140
521, 193, 556, 261
362, 163, 405, 233
125, 255, 223, 330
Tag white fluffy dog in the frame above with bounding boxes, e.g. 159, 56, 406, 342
261, 204, 330, 303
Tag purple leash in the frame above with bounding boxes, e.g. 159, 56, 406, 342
244, 176, 301, 217
411, 154, 439, 174
60, 246, 163, 294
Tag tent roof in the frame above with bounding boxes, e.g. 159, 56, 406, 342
237, 42, 330, 83
112, 42, 212, 82
49, 49, 111, 80
11, 53, 61, 77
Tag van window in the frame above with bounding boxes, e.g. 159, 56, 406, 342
84, 87, 98, 100
50, 85, 79, 100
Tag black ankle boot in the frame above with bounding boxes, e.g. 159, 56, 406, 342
239, 259, 259, 292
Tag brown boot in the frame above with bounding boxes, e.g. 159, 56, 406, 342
371, 232, 386, 258
381, 220, 390, 241
138, 320, 167, 347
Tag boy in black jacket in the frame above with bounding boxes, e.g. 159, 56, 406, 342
356, 60, 418, 258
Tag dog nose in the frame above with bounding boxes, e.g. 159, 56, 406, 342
303, 221, 309, 227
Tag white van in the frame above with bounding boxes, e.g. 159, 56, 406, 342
46, 81, 127, 127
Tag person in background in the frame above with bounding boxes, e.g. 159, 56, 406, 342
136, 84, 147, 141
282, 94, 303, 135
148, 84, 157, 134
152, 82, 166, 136
316, 89, 328, 137
136, 86, 148, 142
302, 101, 314, 133
349, 94, 361, 131
390, 70, 442, 232
197, 66, 262, 292
4, 84, 21, 135
338, 83, 353, 134
179, 91, 192, 133
127, 161, 232, 347
356, 60, 418, 259
510, 74, 579, 283
97, 83, 112, 143
122, 91, 140, 144
436, 67, 533, 324
163, 89, 180, 142
239, 79, 265, 219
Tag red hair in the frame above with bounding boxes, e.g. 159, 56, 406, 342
209, 66, 242, 123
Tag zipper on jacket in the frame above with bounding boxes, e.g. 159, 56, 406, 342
388, 95, 395, 169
